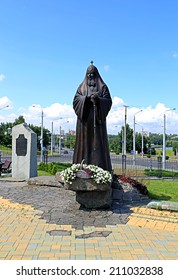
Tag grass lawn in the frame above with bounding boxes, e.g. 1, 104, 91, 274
38, 170, 52, 176
141, 179, 178, 202
37, 164, 178, 203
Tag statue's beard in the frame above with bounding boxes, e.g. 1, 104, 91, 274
87, 78, 96, 87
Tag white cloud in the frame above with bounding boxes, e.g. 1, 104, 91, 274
108, 100, 178, 135
0, 73, 6, 81
0, 96, 12, 109
172, 51, 178, 59
1, 97, 178, 135
22, 103, 76, 132
112, 96, 125, 107
0, 97, 13, 123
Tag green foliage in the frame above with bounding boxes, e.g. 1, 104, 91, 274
38, 162, 72, 175
108, 135, 120, 154
29, 124, 51, 150
156, 149, 162, 156
0, 122, 13, 147
166, 155, 169, 160
149, 133, 163, 145
108, 124, 150, 154
0, 145, 12, 155
108, 124, 134, 154
135, 133, 147, 154
142, 179, 178, 202
64, 134, 76, 149
166, 150, 174, 157
144, 169, 178, 177
172, 140, 178, 155
13, 115, 25, 125
125, 124, 134, 153
38, 170, 52, 176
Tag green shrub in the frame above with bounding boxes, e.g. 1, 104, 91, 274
38, 162, 72, 175
144, 169, 178, 177
166, 156, 169, 160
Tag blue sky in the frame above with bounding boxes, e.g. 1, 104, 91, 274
0, 0, 178, 134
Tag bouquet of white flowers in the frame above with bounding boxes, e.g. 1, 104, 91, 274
61, 163, 112, 185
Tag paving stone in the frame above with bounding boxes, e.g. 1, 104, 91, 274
76, 230, 112, 239
47, 230, 72, 236
1, 179, 178, 260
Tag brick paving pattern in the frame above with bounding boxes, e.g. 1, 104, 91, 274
0, 180, 178, 260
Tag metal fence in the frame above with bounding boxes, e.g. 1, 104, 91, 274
1, 153, 178, 178
112, 155, 178, 178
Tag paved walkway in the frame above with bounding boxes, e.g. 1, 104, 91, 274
0, 179, 178, 260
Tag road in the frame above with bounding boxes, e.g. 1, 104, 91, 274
2, 151, 178, 171
45, 152, 178, 171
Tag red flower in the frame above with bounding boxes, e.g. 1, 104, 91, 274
83, 168, 93, 176
118, 175, 148, 195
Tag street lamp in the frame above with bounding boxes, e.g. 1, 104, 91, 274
135, 123, 144, 158
0, 105, 9, 163
33, 105, 44, 162
59, 120, 69, 155
133, 109, 143, 165
123, 105, 129, 155
0, 105, 9, 110
50, 118, 63, 156
162, 108, 176, 169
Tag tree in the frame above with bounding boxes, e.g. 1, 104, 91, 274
0, 122, 13, 147
149, 133, 163, 146
29, 124, 51, 150
13, 115, 25, 126
64, 134, 76, 149
108, 124, 134, 154
125, 124, 133, 153
135, 132, 147, 154
172, 141, 178, 155
108, 134, 120, 154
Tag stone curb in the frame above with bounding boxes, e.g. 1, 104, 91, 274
27, 176, 63, 188
147, 200, 178, 212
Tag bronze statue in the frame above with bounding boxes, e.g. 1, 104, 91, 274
73, 62, 112, 172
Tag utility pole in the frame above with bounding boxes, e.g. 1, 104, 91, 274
162, 108, 176, 169
133, 110, 142, 165
123, 105, 129, 155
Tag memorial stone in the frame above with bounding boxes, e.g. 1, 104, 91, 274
12, 123, 37, 180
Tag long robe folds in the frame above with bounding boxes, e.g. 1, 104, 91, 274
73, 66, 112, 172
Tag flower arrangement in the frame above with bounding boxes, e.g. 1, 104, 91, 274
60, 163, 112, 185
118, 175, 148, 195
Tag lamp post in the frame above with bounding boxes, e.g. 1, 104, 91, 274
123, 105, 129, 155
133, 109, 143, 165
51, 121, 54, 156
0, 105, 9, 163
59, 121, 69, 155
33, 105, 44, 162
0, 105, 9, 110
162, 108, 176, 169
135, 123, 144, 158
114, 125, 123, 155
51, 118, 64, 155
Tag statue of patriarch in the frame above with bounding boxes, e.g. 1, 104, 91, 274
73, 62, 112, 172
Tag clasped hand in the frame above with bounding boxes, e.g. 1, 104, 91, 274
90, 91, 99, 103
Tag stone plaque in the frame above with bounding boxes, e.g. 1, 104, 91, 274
16, 134, 27, 156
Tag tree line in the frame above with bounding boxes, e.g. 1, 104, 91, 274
0, 115, 178, 155
109, 124, 178, 155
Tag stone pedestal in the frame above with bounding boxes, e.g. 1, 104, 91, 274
65, 178, 111, 209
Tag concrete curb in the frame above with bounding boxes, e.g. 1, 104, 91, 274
147, 200, 178, 212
